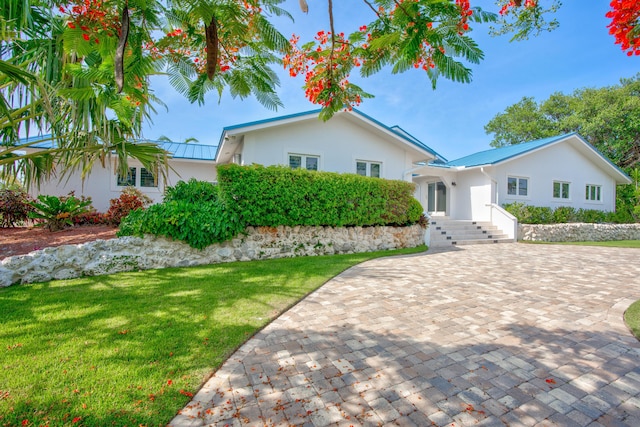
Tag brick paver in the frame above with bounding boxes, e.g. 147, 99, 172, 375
170, 244, 640, 426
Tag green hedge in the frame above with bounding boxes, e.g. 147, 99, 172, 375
503, 202, 633, 224
217, 164, 423, 227
119, 167, 424, 249
163, 178, 219, 204
118, 200, 244, 250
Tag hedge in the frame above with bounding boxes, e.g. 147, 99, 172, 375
118, 200, 244, 250
503, 202, 633, 224
119, 167, 424, 249
217, 164, 423, 227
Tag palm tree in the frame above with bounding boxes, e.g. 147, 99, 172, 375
1, 0, 169, 189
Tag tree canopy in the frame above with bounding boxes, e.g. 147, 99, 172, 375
484, 74, 640, 171
1, 0, 639, 188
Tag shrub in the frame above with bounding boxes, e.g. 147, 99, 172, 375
28, 194, 92, 231
503, 202, 633, 224
106, 187, 152, 226
73, 211, 108, 226
217, 164, 422, 227
552, 206, 577, 223
0, 188, 34, 227
164, 179, 219, 204
118, 200, 244, 249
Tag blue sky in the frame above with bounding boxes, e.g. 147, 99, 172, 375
142, 1, 639, 161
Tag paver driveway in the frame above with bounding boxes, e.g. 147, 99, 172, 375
170, 243, 640, 427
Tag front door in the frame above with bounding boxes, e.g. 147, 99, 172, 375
427, 181, 447, 215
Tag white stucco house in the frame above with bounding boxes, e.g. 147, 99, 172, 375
24, 109, 631, 244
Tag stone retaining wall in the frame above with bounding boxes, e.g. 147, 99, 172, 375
519, 223, 640, 242
0, 224, 425, 287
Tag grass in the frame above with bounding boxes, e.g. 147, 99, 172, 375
625, 299, 640, 341
0, 246, 425, 427
525, 240, 640, 248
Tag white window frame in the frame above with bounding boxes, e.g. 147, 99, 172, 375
552, 180, 571, 200
585, 184, 602, 202
355, 160, 382, 178
288, 153, 320, 171
112, 163, 162, 193
507, 176, 529, 198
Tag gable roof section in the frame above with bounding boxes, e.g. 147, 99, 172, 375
442, 133, 631, 184
18, 135, 217, 161
445, 134, 573, 168
216, 108, 444, 163
389, 125, 447, 163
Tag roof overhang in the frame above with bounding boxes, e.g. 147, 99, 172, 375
216, 109, 438, 164
484, 134, 631, 185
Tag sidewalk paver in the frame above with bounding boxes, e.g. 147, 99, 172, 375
170, 243, 640, 426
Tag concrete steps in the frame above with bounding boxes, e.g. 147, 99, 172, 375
429, 218, 515, 247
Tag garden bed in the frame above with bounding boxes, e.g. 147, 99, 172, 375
0, 225, 117, 260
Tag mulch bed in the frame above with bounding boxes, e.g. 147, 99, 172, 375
0, 225, 118, 260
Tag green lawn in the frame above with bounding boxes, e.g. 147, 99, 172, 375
0, 246, 425, 427
525, 240, 640, 248
625, 299, 640, 341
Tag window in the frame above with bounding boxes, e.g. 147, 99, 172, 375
116, 166, 159, 189
356, 161, 381, 178
507, 176, 528, 197
140, 167, 158, 188
586, 184, 602, 201
289, 154, 319, 171
553, 181, 570, 199
117, 167, 136, 187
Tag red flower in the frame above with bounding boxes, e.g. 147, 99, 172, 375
72, 417, 82, 423
167, 379, 173, 385
68, 22, 76, 29
179, 389, 194, 397
82, 33, 90, 41
22, 421, 29, 426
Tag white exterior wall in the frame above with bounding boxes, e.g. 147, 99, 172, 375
453, 169, 492, 221
240, 116, 418, 181
492, 143, 617, 211
31, 158, 216, 212
414, 170, 457, 216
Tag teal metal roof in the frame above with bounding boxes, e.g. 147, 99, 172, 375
18, 135, 216, 161
154, 141, 216, 161
389, 125, 447, 162
218, 108, 443, 160
443, 133, 576, 168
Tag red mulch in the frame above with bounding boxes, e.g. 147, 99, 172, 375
0, 225, 118, 260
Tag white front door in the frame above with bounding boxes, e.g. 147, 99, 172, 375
427, 181, 447, 215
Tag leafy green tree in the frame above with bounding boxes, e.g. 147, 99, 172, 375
0, 1, 612, 187
485, 74, 640, 221
1, 0, 169, 188
485, 75, 640, 170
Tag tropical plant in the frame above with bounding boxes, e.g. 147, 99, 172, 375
1, 0, 169, 190
105, 187, 153, 226
0, 187, 34, 227
28, 193, 92, 231
3, 1, 636, 188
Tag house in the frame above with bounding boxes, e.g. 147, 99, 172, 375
22, 109, 631, 243
24, 137, 218, 211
